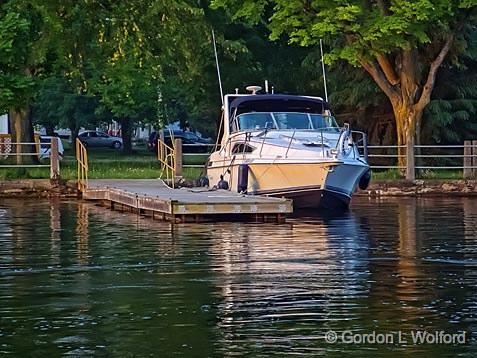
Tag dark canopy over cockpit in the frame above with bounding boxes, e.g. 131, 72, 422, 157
229, 94, 331, 117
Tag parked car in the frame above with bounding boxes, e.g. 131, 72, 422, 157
39, 136, 64, 160
77, 131, 122, 149
148, 130, 212, 153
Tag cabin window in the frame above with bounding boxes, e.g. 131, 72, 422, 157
310, 114, 339, 130
232, 143, 255, 154
237, 113, 275, 130
274, 113, 311, 129
234, 112, 340, 132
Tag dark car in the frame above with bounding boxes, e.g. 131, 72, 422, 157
148, 130, 212, 153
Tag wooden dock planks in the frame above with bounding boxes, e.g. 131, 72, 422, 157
82, 179, 293, 223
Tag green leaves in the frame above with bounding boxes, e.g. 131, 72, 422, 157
0, 12, 28, 62
214, 0, 474, 64
211, 0, 268, 24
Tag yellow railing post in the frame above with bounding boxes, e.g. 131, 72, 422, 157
76, 138, 89, 192
157, 136, 176, 188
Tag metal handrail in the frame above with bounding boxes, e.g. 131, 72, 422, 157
157, 138, 176, 188
0, 164, 50, 168
368, 154, 406, 158
0, 133, 41, 159
179, 139, 477, 174
76, 138, 89, 192
364, 145, 477, 149
0, 134, 51, 169
366, 145, 407, 149
359, 142, 477, 174
182, 143, 216, 147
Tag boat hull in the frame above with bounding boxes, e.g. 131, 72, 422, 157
207, 161, 367, 210
259, 186, 350, 210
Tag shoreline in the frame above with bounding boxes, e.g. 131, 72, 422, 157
0, 179, 79, 198
357, 179, 477, 197
0, 179, 476, 198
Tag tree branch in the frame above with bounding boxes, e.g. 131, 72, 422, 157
359, 57, 399, 102
415, 34, 454, 112
376, 53, 399, 85
376, 0, 390, 16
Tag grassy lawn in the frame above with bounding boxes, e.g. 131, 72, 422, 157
0, 140, 206, 181
372, 169, 464, 180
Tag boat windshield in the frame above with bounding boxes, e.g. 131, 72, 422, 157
235, 112, 340, 132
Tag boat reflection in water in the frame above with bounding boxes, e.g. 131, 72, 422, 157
203, 209, 370, 354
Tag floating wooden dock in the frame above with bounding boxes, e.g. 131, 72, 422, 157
82, 179, 293, 223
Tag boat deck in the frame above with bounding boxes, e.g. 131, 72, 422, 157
82, 179, 293, 223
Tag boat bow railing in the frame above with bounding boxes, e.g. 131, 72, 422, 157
335, 125, 368, 162
351, 130, 368, 162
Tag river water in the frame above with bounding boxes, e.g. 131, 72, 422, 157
0, 197, 476, 357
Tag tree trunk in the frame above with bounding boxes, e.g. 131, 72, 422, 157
119, 118, 133, 154
9, 108, 38, 165
359, 36, 454, 181
392, 104, 422, 180
70, 125, 80, 155
71, 127, 80, 144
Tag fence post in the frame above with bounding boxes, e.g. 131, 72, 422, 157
473, 140, 477, 179
406, 138, 415, 181
464, 140, 472, 179
50, 137, 60, 180
174, 138, 183, 178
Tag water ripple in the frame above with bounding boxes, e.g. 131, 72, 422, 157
0, 197, 476, 356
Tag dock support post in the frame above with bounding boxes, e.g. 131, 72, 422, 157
50, 137, 60, 180
464, 140, 472, 179
473, 140, 477, 178
175, 138, 183, 178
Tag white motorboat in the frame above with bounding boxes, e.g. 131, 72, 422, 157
206, 87, 371, 210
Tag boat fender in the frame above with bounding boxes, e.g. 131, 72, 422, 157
218, 175, 229, 190
359, 169, 372, 190
237, 164, 249, 193
198, 176, 209, 187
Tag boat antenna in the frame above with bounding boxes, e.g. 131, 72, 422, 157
212, 30, 224, 106
320, 39, 329, 102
